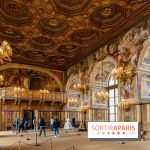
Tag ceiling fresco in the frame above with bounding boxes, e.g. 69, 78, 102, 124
0, 0, 150, 70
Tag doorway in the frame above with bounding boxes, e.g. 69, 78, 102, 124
23, 110, 34, 129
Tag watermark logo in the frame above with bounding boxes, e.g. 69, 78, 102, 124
88, 122, 140, 141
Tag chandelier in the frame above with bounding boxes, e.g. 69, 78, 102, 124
96, 89, 109, 101
73, 83, 88, 91
0, 41, 13, 85
0, 75, 4, 85
68, 98, 78, 107
118, 99, 133, 112
112, 66, 127, 81
0, 41, 13, 64
14, 87, 25, 97
39, 89, 49, 105
97, 60, 109, 101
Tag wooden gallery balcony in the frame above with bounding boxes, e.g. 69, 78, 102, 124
0, 87, 64, 105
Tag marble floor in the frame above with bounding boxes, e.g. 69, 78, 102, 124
0, 130, 149, 150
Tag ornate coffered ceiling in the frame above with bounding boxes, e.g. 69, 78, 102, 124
0, 0, 150, 71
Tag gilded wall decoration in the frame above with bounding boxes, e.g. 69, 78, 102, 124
66, 15, 150, 102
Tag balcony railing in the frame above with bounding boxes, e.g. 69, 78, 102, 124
0, 87, 64, 102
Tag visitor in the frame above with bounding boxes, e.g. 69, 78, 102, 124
39, 117, 46, 137
50, 117, 54, 131
19, 117, 24, 133
15, 116, 19, 133
24, 118, 28, 132
33, 117, 37, 131
72, 118, 75, 127
53, 116, 59, 137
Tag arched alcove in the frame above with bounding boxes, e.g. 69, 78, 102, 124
137, 36, 150, 102
138, 36, 150, 71
0, 63, 63, 92
90, 57, 116, 87
89, 57, 116, 107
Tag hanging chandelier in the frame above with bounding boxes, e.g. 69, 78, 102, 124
73, 82, 89, 95
0, 41, 13, 64
0, 75, 4, 85
68, 97, 78, 107
96, 89, 109, 101
97, 60, 109, 101
112, 66, 127, 81
118, 99, 131, 112
0, 41, 13, 85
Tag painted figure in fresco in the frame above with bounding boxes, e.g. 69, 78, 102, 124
117, 24, 149, 68
121, 81, 135, 99
95, 72, 101, 81
22, 76, 30, 89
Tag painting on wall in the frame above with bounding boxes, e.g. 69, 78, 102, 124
141, 78, 150, 98
143, 47, 150, 66
93, 91, 107, 106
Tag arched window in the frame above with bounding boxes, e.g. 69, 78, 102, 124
108, 76, 118, 122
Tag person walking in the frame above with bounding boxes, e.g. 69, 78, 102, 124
15, 116, 19, 133
50, 117, 54, 131
33, 117, 37, 131
72, 118, 75, 128
19, 117, 24, 133
24, 118, 28, 132
39, 117, 46, 137
53, 116, 59, 137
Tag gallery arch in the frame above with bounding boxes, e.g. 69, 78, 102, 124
65, 57, 117, 122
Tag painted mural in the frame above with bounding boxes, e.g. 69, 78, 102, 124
141, 78, 150, 99
143, 47, 150, 66
66, 16, 150, 102
0, 68, 60, 91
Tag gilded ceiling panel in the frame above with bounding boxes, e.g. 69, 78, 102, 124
0, 0, 150, 70
0, 0, 33, 26
38, 17, 70, 36
51, 0, 91, 15
0, 25, 24, 42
